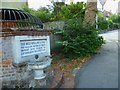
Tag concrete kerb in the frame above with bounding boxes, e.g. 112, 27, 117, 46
47, 67, 64, 89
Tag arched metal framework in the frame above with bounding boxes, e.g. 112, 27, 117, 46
0, 8, 43, 30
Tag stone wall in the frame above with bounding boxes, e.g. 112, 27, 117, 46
43, 21, 65, 50
43, 21, 64, 30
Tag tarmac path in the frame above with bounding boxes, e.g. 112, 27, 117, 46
75, 30, 119, 88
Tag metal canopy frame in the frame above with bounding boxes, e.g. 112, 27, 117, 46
0, 8, 43, 30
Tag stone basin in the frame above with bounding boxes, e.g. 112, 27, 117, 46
28, 58, 52, 70
28, 57, 52, 80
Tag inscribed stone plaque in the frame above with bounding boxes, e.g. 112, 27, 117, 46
20, 40, 47, 58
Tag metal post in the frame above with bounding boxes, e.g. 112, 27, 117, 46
96, 14, 98, 29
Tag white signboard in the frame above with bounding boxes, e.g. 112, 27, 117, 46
20, 40, 47, 58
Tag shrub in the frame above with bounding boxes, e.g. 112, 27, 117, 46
97, 18, 108, 30
97, 11, 120, 30
55, 19, 104, 59
32, 10, 51, 23
109, 14, 120, 29
20, 5, 51, 23
21, 3, 86, 22
97, 12, 108, 30
60, 2, 86, 20
51, 2, 86, 21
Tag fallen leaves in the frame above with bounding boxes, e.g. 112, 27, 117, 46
51, 53, 91, 74
51, 53, 91, 88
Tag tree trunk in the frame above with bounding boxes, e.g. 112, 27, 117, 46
83, 0, 97, 26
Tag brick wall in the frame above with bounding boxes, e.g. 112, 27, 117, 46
0, 37, 16, 81
0, 37, 32, 88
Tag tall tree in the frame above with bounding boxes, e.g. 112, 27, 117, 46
83, 0, 97, 26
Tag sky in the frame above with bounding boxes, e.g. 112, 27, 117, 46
28, 0, 119, 14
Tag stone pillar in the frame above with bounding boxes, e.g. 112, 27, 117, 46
83, 0, 97, 26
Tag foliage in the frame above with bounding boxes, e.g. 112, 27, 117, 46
108, 14, 120, 29
109, 14, 120, 23
51, 2, 86, 21
50, 2, 65, 21
97, 16, 108, 30
55, 19, 104, 59
97, 11, 120, 30
21, 2, 86, 22
20, 5, 35, 14
20, 5, 51, 23
32, 9, 51, 23
97, 11, 108, 30
60, 2, 86, 20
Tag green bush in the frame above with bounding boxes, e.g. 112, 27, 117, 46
51, 2, 86, 21
50, 2, 65, 21
60, 2, 86, 20
97, 19, 108, 30
97, 11, 120, 30
109, 14, 120, 29
21, 3, 86, 22
20, 5, 51, 23
55, 19, 104, 59
97, 12, 108, 30
20, 5, 34, 13
32, 10, 51, 23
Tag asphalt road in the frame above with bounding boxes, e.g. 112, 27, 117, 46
75, 30, 119, 88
